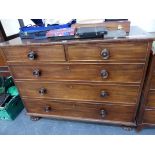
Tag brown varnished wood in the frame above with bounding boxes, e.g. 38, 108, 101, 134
143, 108, 155, 124
144, 58, 155, 107
0, 48, 6, 66
5, 60, 147, 65
15, 81, 139, 104
23, 98, 136, 123
67, 42, 148, 62
132, 42, 152, 123
9, 63, 144, 84
134, 42, 153, 127
0, 47, 10, 76
137, 51, 155, 128
2, 45, 66, 63
28, 113, 136, 126
146, 90, 155, 107
0, 66, 10, 77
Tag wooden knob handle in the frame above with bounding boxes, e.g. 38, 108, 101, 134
33, 69, 41, 77
44, 105, 52, 112
100, 109, 107, 118
101, 49, 110, 60
100, 91, 109, 97
39, 88, 47, 95
27, 51, 37, 60
100, 69, 108, 79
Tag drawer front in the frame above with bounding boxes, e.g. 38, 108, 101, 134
146, 90, 155, 107
23, 99, 136, 123
16, 82, 139, 104
3, 45, 65, 62
67, 42, 148, 62
10, 63, 144, 84
143, 109, 155, 124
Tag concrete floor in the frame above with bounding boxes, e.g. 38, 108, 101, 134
0, 109, 155, 135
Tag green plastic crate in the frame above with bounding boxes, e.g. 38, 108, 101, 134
0, 95, 24, 120
0, 76, 14, 93
0, 77, 24, 120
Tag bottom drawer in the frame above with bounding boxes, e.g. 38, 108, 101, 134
23, 99, 136, 124
143, 109, 155, 124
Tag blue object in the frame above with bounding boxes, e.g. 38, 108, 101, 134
19, 19, 76, 39
31, 19, 44, 26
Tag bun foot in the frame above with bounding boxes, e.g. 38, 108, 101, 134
30, 116, 41, 121
136, 125, 143, 132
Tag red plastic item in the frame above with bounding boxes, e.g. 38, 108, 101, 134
46, 27, 76, 37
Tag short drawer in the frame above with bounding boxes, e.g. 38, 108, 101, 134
10, 63, 144, 84
143, 108, 155, 124
3, 45, 66, 63
23, 99, 136, 123
16, 81, 139, 104
67, 42, 148, 62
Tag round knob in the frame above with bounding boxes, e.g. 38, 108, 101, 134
100, 109, 107, 118
100, 49, 110, 60
27, 51, 37, 60
100, 91, 109, 98
100, 69, 109, 79
33, 69, 41, 77
39, 88, 47, 95
44, 105, 52, 113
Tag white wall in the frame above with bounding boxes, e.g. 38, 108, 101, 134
0, 0, 155, 32
129, 19, 155, 32
1, 18, 155, 34
23, 19, 34, 26
1, 19, 20, 36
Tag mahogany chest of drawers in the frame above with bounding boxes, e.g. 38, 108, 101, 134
0, 27, 154, 129
137, 47, 155, 129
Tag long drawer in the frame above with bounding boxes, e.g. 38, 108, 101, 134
23, 98, 136, 123
16, 81, 139, 104
67, 42, 148, 62
2, 45, 66, 63
10, 63, 144, 84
